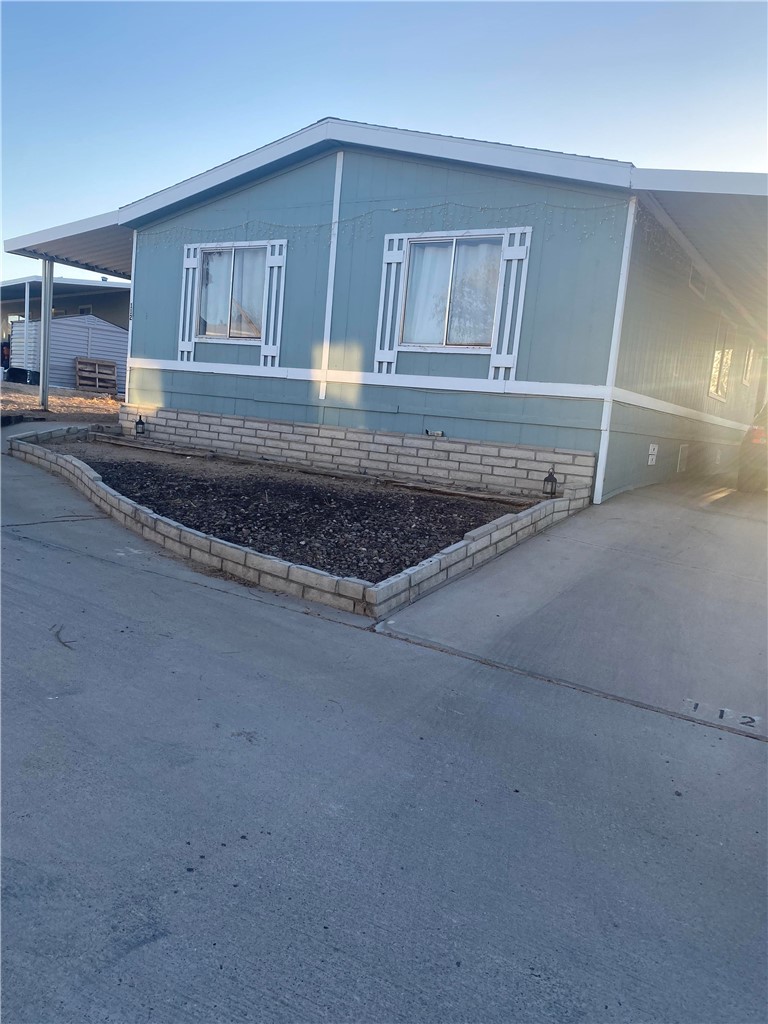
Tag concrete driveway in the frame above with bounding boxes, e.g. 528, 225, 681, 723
381, 479, 768, 738
2, 430, 766, 1024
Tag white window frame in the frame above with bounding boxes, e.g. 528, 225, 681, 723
374, 227, 531, 380
195, 241, 272, 346
178, 239, 287, 367
708, 318, 735, 403
78, 304, 93, 316
397, 230, 506, 353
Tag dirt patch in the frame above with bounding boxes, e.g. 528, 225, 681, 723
1, 382, 120, 423
43, 437, 535, 583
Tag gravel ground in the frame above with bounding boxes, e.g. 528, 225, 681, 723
1, 381, 120, 423
42, 438, 533, 583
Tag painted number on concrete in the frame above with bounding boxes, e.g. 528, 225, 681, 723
682, 699, 761, 730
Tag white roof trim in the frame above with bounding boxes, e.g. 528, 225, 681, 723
632, 167, 768, 196
5, 120, 765, 252
117, 119, 638, 224
5, 210, 120, 253
115, 118, 766, 227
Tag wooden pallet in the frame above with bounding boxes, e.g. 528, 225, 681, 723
75, 357, 117, 393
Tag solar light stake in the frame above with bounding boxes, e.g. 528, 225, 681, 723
543, 466, 558, 497
135, 415, 146, 436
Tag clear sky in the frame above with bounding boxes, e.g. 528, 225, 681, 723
2, 1, 766, 281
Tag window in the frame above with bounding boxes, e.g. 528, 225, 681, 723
198, 246, 267, 341
178, 240, 286, 367
402, 236, 502, 347
709, 320, 734, 401
78, 305, 92, 316
743, 345, 755, 387
374, 228, 531, 380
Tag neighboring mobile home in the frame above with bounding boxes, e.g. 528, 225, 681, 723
5, 119, 766, 501
1, 276, 130, 392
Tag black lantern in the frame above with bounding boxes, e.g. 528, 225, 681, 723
543, 465, 558, 498
135, 415, 146, 436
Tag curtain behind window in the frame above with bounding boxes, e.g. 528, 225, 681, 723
402, 241, 452, 346
447, 238, 501, 346
230, 248, 266, 338
198, 250, 232, 337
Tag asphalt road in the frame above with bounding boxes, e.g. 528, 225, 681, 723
2, 441, 766, 1024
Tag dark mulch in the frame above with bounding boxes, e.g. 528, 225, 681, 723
58, 445, 532, 582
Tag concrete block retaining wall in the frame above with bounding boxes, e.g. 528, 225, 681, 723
119, 406, 596, 500
9, 426, 591, 620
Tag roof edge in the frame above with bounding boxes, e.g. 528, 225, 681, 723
634, 167, 767, 196
117, 118, 638, 227
5, 210, 121, 253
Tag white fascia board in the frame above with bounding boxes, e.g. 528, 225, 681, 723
4, 210, 121, 254
632, 167, 768, 197
117, 119, 636, 227
118, 122, 335, 225
323, 121, 634, 188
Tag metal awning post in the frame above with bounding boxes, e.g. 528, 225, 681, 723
23, 279, 30, 363
38, 259, 53, 411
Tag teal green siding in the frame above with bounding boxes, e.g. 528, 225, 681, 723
130, 153, 337, 366
194, 343, 262, 366
617, 204, 760, 425
603, 402, 744, 499
129, 366, 601, 451
127, 145, 629, 455
395, 352, 489, 379
331, 150, 628, 385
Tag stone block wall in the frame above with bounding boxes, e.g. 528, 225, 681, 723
119, 406, 596, 500
9, 426, 592, 620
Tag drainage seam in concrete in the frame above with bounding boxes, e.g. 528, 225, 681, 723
375, 626, 767, 743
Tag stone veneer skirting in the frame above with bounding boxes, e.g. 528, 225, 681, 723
9, 425, 592, 620
119, 405, 597, 500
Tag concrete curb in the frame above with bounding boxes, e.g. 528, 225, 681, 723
8, 427, 590, 620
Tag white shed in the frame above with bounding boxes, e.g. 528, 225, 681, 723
10, 314, 128, 394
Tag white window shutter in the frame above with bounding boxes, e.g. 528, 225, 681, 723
261, 240, 287, 368
178, 245, 199, 362
373, 235, 407, 375
488, 227, 532, 382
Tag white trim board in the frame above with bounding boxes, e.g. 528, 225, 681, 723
124, 230, 137, 402
611, 388, 749, 430
114, 120, 766, 226
126, 356, 752, 430
593, 198, 637, 504
8, 120, 764, 251
319, 151, 344, 400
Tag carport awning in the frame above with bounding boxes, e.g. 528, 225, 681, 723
641, 189, 767, 338
4, 211, 133, 279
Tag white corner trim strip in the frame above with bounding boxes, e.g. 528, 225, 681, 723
319, 151, 344, 400
594, 197, 637, 505
124, 229, 138, 403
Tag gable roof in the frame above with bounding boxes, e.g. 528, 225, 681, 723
4, 118, 766, 333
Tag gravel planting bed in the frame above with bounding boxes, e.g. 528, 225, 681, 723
44, 439, 534, 583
